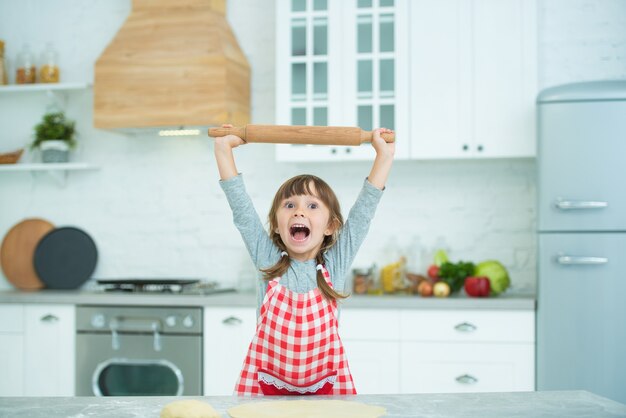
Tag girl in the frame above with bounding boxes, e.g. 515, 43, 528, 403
213, 125, 394, 396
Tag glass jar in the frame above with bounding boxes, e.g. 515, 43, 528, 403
16, 44, 36, 84
39, 43, 60, 83
352, 267, 372, 295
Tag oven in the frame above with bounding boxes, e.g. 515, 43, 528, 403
75, 305, 202, 396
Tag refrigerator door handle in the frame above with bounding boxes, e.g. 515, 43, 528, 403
556, 255, 609, 265
555, 199, 608, 210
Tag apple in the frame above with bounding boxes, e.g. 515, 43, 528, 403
417, 280, 433, 297
464, 276, 491, 297
427, 264, 440, 280
433, 281, 450, 298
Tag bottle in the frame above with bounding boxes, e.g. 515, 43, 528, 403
405, 235, 423, 274
0, 40, 7, 85
39, 43, 60, 83
16, 44, 36, 84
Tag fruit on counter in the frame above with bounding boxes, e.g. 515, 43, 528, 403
433, 281, 451, 298
427, 264, 440, 280
474, 260, 510, 295
464, 276, 491, 297
433, 249, 449, 267
417, 280, 433, 297
437, 261, 475, 293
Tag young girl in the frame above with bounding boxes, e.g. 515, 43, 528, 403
213, 124, 395, 396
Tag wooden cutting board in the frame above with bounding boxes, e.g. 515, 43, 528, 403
0, 218, 55, 290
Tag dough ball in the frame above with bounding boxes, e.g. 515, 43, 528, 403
160, 400, 221, 418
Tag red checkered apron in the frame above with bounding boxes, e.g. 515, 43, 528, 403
234, 266, 356, 396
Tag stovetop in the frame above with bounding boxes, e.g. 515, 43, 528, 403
95, 279, 236, 295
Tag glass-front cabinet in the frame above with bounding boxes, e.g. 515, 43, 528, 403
276, 0, 409, 161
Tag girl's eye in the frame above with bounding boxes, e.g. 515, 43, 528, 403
308, 203, 318, 209
285, 202, 294, 209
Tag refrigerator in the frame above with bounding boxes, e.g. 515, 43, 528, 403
537, 80, 626, 404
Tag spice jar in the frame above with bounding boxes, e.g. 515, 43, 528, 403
0, 40, 8, 85
352, 267, 372, 295
39, 43, 60, 83
16, 44, 36, 84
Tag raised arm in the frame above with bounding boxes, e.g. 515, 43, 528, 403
213, 124, 245, 180
213, 124, 279, 270
367, 127, 395, 189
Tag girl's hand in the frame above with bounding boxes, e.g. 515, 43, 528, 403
213, 124, 245, 150
371, 127, 395, 159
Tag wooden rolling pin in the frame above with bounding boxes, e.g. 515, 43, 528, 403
208, 125, 395, 145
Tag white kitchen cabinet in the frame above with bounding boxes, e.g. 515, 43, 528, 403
23, 304, 75, 396
275, 0, 410, 161
0, 304, 25, 396
340, 309, 401, 394
401, 342, 534, 393
203, 307, 257, 395
410, 0, 537, 159
400, 309, 535, 393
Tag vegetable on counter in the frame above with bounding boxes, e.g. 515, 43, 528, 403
464, 276, 491, 297
438, 261, 475, 293
474, 260, 510, 295
433, 281, 451, 297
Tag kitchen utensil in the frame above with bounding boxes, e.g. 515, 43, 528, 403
33, 226, 97, 289
208, 124, 395, 145
0, 218, 54, 290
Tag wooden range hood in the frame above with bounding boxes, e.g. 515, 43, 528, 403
94, 0, 250, 132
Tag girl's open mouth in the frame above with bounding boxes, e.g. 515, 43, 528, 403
289, 224, 310, 242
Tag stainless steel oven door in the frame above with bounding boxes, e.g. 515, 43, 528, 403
76, 333, 201, 396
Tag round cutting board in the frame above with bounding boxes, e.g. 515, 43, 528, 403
0, 218, 55, 290
34, 226, 98, 289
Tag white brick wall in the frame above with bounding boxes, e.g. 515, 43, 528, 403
0, 0, 624, 292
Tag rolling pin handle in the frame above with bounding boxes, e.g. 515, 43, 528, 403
360, 129, 396, 144
208, 126, 246, 140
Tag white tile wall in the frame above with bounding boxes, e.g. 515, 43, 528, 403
0, 0, 624, 292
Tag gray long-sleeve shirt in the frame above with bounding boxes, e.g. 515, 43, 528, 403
220, 174, 383, 311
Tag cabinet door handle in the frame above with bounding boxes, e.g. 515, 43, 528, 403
456, 374, 478, 384
41, 314, 59, 323
555, 200, 608, 210
454, 322, 477, 332
222, 316, 243, 326
556, 255, 609, 265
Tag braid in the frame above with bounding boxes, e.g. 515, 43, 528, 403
261, 247, 290, 281
315, 252, 348, 302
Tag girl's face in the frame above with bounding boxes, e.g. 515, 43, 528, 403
274, 183, 335, 262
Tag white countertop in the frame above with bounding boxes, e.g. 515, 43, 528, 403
0, 289, 535, 310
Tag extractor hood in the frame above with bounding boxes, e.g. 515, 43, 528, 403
94, 0, 250, 134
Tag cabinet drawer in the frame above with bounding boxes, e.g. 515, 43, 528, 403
0, 304, 24, 333
339, 309, 400, 341
401, 310, 534, 343
400, 342, 535, 393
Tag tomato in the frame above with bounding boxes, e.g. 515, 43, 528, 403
464, 276, 491, 297
427, 264, 440, 280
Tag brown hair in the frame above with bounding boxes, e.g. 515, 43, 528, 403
261, 174, 347, 301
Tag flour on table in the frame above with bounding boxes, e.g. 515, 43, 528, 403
160, 400, 220, 418
228, 399, 386, 418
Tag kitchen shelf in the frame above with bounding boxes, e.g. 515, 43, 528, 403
0, 162, 100, 186
0, 82, 90, 94
0, 162, 97, 171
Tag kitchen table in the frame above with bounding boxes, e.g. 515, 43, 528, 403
0, 391, 624, 418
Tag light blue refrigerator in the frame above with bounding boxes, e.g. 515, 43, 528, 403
537, 80, 626, 404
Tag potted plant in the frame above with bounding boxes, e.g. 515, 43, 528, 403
31, 111, 77, 163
